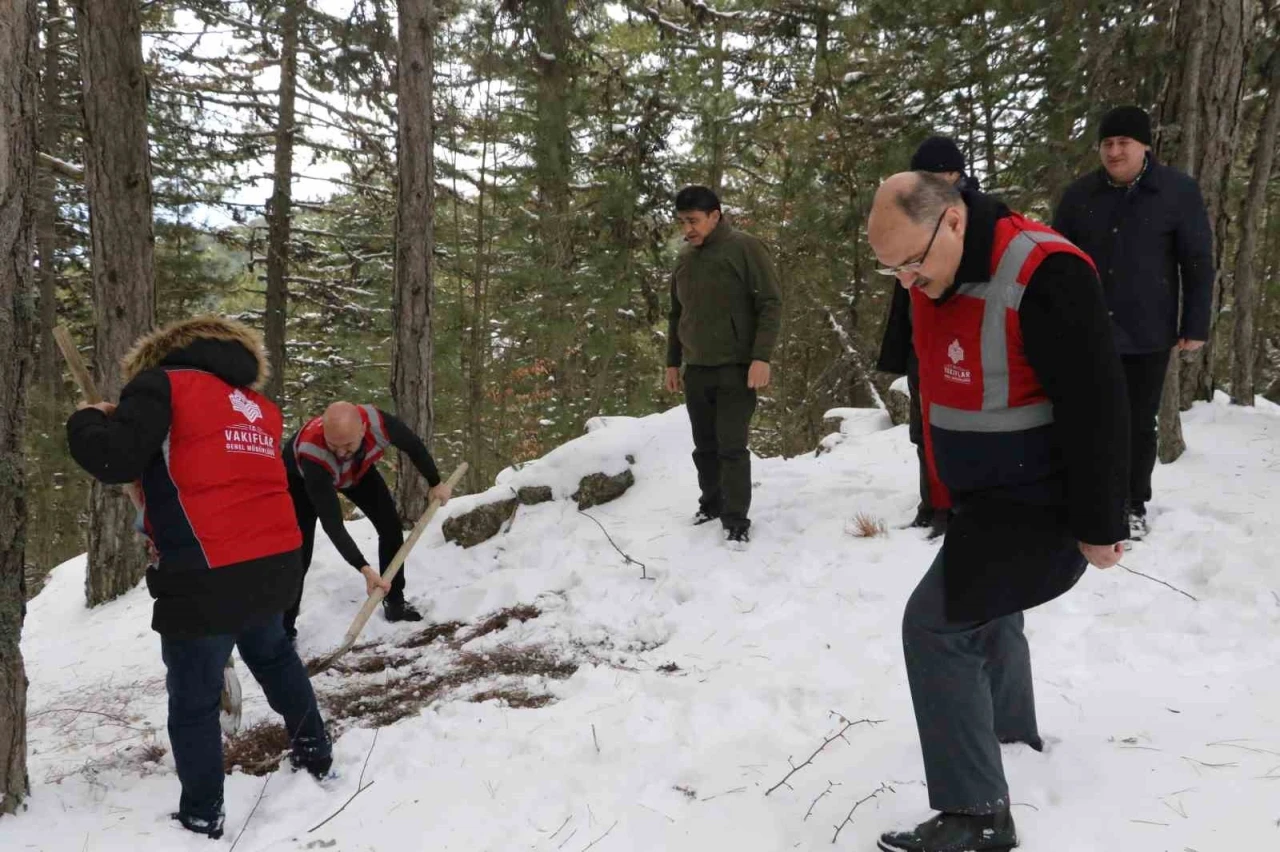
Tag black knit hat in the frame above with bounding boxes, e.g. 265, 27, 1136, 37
910, 136, 967, 174
1098, 106, 1152, 146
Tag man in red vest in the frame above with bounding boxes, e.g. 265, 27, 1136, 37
66, 317, 330, 840
866, 173, 1128, 852
283, 401, 451, 637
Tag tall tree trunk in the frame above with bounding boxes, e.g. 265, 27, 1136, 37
392, 0, 435, 521
263, 0, 299, 404
1230, 47, 1280, 406
0, 0, 38, 815
708, 18, 725, 193
34, 0, 62, 395
1153, 0, 1207, 464
1166, 0, 1253, 404
75, 0, 155, 605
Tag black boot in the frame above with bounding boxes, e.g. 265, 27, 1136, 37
909, 504, 933, 529
383, 596, 423, 623
926, 509, 950, 541
692, 507, 720, 526
878, 809, 1017, 852
724, 525, 750, 548
289, 732, 333, 780
172, 808, 225, 840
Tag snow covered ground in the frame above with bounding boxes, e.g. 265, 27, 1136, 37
9, 395, 1280, 851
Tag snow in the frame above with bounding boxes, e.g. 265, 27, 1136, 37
12, 394, 1280, 850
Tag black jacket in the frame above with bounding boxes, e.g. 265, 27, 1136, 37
938, 191, 1130, 621
283, 411, 440, 571
66, 318, 302, 638
1052, 155, 1214, 354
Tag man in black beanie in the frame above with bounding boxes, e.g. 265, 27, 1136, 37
876, 136, 978, 540
1053, 106, 1213, 541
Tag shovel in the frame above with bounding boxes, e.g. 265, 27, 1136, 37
53, 325, 245, 734
307, 462, 468, 676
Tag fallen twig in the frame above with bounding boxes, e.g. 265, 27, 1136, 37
805, 780, 840, 821
766, 714, 885, 796
592, 724, 600, 755
579, 509, 652, 580
1119, 564, 1198, 602
228, 771, 272, 852
580, 819, 618, 852
308, 730, 379, 833
701, 786, 747, 801
831, 782, 894, 844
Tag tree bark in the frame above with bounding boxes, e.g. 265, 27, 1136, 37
1167, 0, 1253, 404
0, 0, 38, 815
1154, 0, 1207, 464
1230, 47, 1280, 406
75, 0, 155, 605
34, 0, 62, 395
263, 0, 299, 404
392, 0, 435, 521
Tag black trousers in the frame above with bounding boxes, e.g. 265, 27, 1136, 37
284, 468, 406, 635
1121, 351, 1171, 509
903, 554, 1040, 814
683, 364, 758, 529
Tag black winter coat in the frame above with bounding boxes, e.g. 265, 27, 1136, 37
1052, 156, 1214, 354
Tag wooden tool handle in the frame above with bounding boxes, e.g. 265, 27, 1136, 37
53, 325, 102, 403
54, 324, 143, 510
338, 462, 468, 651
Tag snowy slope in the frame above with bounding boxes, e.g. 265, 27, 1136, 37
9, 395, 1280, 851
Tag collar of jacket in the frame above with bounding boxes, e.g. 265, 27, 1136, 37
1092, 153, 1162, 194
698, 217, 731, 249
934, 188, 1011, 306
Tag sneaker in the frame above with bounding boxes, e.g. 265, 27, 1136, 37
172, 809, 225, 840
383, 597, 423, 623
878, 809, 1017, 852
693, 507, 720, 526
724, 526, 750, 548
290, 733, 333, 780
1127, 505, 1150, 541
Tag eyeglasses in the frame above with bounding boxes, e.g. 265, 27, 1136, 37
875, 209, 948, 277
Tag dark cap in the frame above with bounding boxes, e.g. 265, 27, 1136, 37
1098, 106, 1152, 146
910, 136, 966, 174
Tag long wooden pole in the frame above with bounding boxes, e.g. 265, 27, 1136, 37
309, 462, 467, 675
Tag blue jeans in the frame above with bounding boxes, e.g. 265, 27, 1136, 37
160, 612, 328, 821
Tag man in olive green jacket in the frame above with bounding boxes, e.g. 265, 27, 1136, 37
665, 185, 783, 546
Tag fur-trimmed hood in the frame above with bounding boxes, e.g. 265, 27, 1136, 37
123, 316, 270, 390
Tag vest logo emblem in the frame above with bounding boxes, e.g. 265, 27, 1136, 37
944, 338, 972, 385
229, 389, 263, 423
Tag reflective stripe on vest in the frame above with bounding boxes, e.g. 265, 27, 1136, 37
293, 406, 392, 489
928, 229, 1071, 432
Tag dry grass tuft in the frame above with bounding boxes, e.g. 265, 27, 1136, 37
850, 512, 888, 538
223, 721, 291, 776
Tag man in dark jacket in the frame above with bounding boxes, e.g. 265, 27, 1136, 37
1053, 105, 1213, 539
66, 317, 331, 840
867, 173, 1128, 852
283, 401, 451, 636
876, 136, 976, 540
664, 185, 783, 546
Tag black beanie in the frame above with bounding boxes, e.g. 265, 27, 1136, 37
910, 136, 966, 174
1098, 106, 1152, 146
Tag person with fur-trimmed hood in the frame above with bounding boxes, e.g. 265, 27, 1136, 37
66, 316, 331, 840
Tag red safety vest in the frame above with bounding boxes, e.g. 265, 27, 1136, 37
292, 404, 391, 490
911, 214, 1096, 507
140, 370, 301, 569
